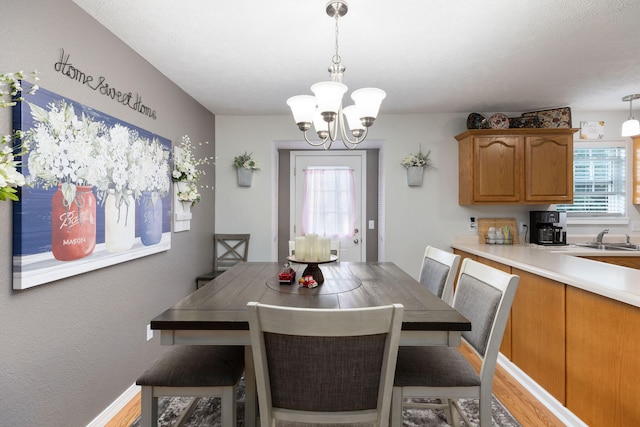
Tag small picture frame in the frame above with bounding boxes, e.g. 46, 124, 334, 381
580, 121, 605, 139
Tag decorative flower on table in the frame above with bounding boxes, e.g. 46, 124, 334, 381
401, 146, 432, 168
172, 135, 212, 206
233, 151, 260, 170
22, 98, 103, 205
0, 70, 38, 201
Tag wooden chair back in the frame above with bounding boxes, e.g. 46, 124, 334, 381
419, 246, 461, 305
248, 302, 404, 427
213, 234, 250, 273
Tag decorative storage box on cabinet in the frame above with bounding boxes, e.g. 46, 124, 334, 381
455, 128, 578, 205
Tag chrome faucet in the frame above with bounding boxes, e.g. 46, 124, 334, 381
596, 229, 609, 244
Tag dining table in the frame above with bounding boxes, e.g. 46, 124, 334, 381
150, 261, 471, 427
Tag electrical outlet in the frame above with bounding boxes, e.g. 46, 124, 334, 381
632, 221, 640, 232
468, 217, 476, 232
146, 324, 153, 341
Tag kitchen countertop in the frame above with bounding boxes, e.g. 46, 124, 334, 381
450, 242, 640, 308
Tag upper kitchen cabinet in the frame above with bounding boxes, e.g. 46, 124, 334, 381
632, 135, 640, 204
455, 128, 578, 205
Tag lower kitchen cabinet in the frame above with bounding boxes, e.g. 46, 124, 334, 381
510, 268, 566, 404
566, 286, 640, 426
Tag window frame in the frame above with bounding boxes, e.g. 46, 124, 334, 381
556, 140, 628, 225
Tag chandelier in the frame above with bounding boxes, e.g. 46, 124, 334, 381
286, 1, 386, 150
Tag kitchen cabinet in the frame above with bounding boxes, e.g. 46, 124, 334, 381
632, 135, 640, 204
455, 128, 578, 205
453, 244, 640, 425
566, 286, 640, 426
510, 268, 566, 404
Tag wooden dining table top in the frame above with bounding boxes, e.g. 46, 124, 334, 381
151, 261, 471, 333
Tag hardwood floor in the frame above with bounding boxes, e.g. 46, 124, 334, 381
105, 391, 140, 427
458, 342, 565, 427
108, 342, 564, 426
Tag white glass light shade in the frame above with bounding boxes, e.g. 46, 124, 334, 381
622, 119, 640, 137
351, 87, 386, 119
342, 105, 365, 132
311, 82, 348, 116
312, 109, 329, 134
287, 95, 317, 124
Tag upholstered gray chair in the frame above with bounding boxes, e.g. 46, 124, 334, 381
136, 345, 244, 427
196, 233, 250, 288
391, 258, 519, 426
247, 301, 404, 427
418, 246, 461, 305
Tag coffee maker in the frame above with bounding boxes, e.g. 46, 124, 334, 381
530, 210, 567, 245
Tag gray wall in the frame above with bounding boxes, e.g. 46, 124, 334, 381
0, 1, 216, 426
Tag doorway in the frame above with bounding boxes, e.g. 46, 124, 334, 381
290, 151, 366, 262
275, 147, 380, 263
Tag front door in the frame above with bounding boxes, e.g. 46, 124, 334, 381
290, 151, 366, 262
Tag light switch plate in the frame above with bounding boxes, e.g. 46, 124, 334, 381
632, 221, 640, 232
368, 220, 375, 230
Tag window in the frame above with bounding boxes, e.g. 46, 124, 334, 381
301, 167, 356, 237
556, 142, 626, 217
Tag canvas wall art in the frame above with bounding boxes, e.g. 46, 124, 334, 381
12, 82, 172, 290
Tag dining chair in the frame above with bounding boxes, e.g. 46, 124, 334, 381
135, 345, 245, 427
391, 258, 519, 427
418, 245, 461, 305
195, 233, 250, 288
247, 301, 404, 427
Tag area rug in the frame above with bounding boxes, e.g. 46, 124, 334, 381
131, 379, 520, 426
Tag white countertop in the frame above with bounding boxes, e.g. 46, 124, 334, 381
450, 242, 640, 308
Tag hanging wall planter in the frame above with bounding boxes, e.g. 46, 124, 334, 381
401, 146, 432, 187
234, 151, 260, 187
406, 166, 424, 186
173, 181, 193, 232
237, 168, 253, 187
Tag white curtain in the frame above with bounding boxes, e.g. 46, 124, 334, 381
301, 168, 356, 238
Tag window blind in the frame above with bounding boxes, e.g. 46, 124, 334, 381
557, 145, 626, 217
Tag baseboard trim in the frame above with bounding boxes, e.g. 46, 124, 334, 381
497, 354, 587, 427
87, 383, 140, 427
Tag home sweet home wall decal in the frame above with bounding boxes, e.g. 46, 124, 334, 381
53, 48, 158, 119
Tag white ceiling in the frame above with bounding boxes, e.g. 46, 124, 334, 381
73, 0, 640, 116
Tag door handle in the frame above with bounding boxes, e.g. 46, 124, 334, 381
354, 228, 359, 234
353, 238, 359, 244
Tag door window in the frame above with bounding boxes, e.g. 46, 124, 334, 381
301, 167, 356, 238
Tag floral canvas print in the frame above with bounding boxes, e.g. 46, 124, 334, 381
12, 82, 172, 290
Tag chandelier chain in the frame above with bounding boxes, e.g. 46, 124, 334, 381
332, 10, 341, 66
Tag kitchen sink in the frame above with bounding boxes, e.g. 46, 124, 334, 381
574, 242, 640, 251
